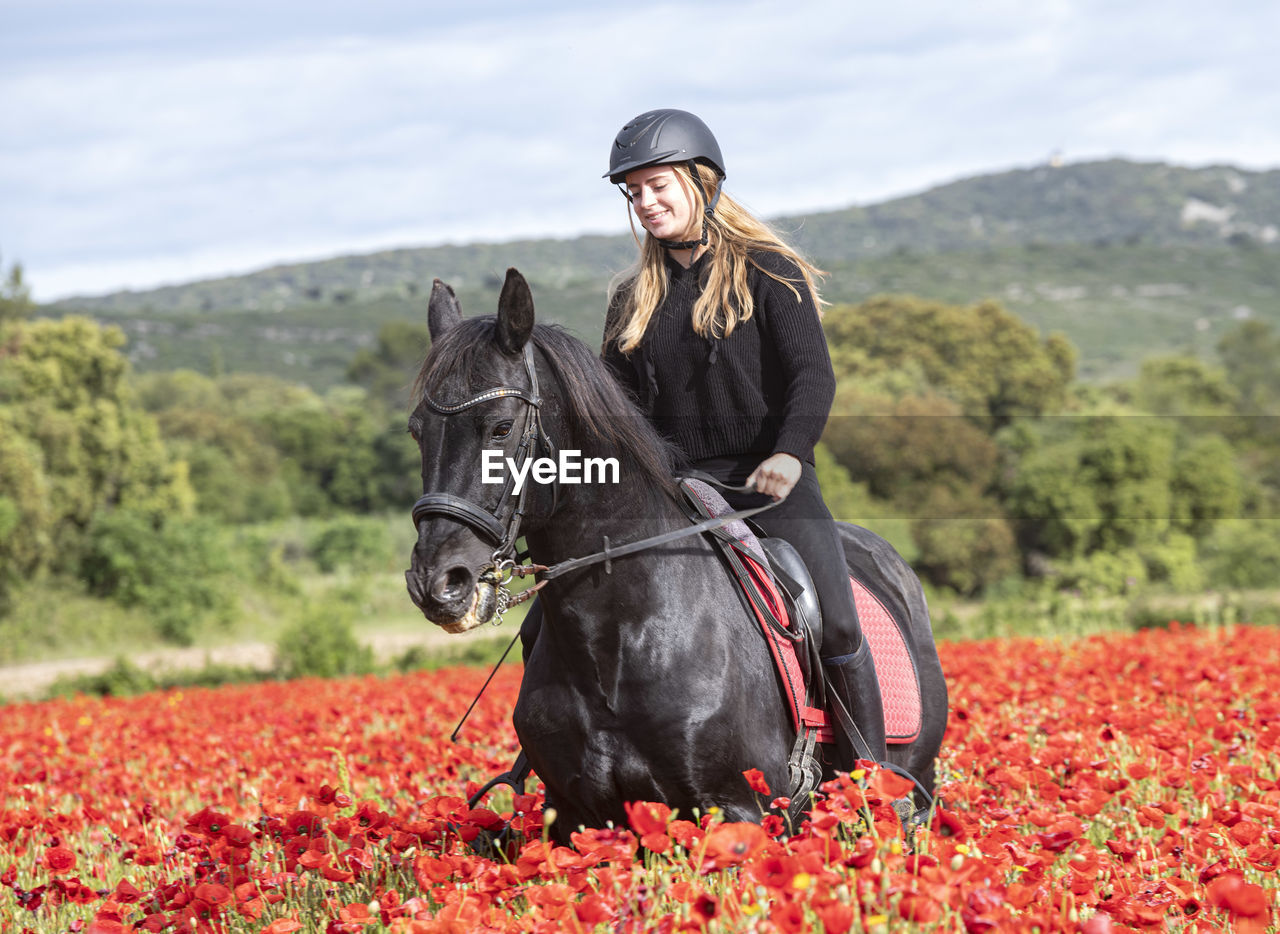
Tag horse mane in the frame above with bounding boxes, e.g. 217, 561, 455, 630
413, 317, 680, 499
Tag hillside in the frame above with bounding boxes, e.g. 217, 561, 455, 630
45, 158, 1280, 385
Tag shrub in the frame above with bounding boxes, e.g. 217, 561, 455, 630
1054, 548, 1148, 597
1200, 519, 1280, 589
1141, 533, 1204, 592
909, 489, 1018, 596
309, 517, 394, 573
77, 511, 233, 644
274, 606, 375, 679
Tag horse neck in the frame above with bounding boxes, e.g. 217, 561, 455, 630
524, 469, 685, 572
522, 477, 688, 672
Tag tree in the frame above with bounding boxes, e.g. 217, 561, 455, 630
0, 317, 194, 595
824, 386, 1000, 505
1131, 355, 1238, 417
0, 420, 51, 609
822, 386, 1016, 594
1000, 413, 1241, 590
346, 320, 432, 411
1217, 319, 1280, 413
0, 256, 33, 324
910, 488, 1018, 596
823, 295, 1076, 427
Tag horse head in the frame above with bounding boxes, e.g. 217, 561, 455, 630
405, 268, 552, 632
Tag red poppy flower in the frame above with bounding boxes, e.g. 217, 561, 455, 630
743, 768, 771, 796
186, 807, 231, 838
574, 892, 614, 925
691, 892, 720, 924
815, 901, 853, 933
192, 882, 231, 907
86, 917, 125, 934
1207, 874, 1269, 918
865, 766, 915, 803
701, 822, 769, 872
667, 819, 704, 851
262, 920, 303, 934
623, 800, 671, 835
44, 846, 76, 875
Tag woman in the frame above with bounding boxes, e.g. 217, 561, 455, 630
597, 108, 887, 772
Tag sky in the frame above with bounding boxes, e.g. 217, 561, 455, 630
2, 0, 1277, 302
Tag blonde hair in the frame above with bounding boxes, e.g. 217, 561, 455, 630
607, 163, 826, 354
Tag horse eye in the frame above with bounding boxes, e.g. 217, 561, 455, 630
491, 420, 514, 440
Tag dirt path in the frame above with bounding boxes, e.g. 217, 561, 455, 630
0, 627, 485, 701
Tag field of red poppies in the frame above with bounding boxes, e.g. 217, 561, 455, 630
2, 622, 1277, 933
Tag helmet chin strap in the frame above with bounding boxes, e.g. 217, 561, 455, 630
620, 160, 725, 252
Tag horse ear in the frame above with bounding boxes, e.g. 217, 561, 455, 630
495, 268, 535, 354
428, 279, 463, 339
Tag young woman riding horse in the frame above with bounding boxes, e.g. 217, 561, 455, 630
527, 108, 887, 774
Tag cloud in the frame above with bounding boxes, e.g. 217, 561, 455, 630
3, 0, 1278, 300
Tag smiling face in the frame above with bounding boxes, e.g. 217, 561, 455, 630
625, 164, 701, 242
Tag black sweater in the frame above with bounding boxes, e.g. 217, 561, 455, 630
602, 249, 836, 464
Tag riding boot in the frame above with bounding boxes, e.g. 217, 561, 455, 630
519, 598, 543, 666
822, 639, 887, 772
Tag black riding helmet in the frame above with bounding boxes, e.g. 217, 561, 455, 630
605, 109, 726, 250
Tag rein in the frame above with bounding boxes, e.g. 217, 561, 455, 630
510, 492, 779, 584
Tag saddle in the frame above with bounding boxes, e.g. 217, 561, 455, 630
677, 478, 924, 747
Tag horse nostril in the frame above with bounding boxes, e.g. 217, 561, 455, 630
431, 566, 474, 603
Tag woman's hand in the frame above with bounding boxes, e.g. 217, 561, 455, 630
747, 452, 802, 501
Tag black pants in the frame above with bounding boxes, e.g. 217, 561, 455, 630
692, 454, 862, 658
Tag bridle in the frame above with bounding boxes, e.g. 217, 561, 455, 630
410, 343, 556, 572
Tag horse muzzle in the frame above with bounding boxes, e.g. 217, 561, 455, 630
405, 560, 500, 633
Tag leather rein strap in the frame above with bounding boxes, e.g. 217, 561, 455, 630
520, 488, 778, 583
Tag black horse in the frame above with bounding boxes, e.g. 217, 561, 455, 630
405, 268, 947, 842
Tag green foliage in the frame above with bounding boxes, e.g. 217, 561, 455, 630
257, 404, 380, 513
1170, 434, 1242, 537
308, 517, 395, 573
48, 657, 158, 698
78, 511, 234, 644
811, 443, 872, 520
0, 419, 52, 593
1141, 532, 1204, 591
393, 634, 516, 673
347, 320, 432, 411
0, 256, 33, 324
909, 489, 1018, 597
1053, 549, 1149, 597
823, 295, 1075, 425
1218, 319, 1280, 412
44, 656, 271, 699
1200, 520, 1280, 589
812, 445, 918, 562
824, 388, 1000, 504
1003, 416, 1177, 558
153, 405, 294, 522
274, 606, 376, 679
0, 318, 194, 610
1131, 355, 1239, 416
133, 370, 419, 519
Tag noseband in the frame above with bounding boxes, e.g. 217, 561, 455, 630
410, 343, 557, 565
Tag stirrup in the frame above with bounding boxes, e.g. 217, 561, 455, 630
460, 751, 533, 860
468, 750, 532, 809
